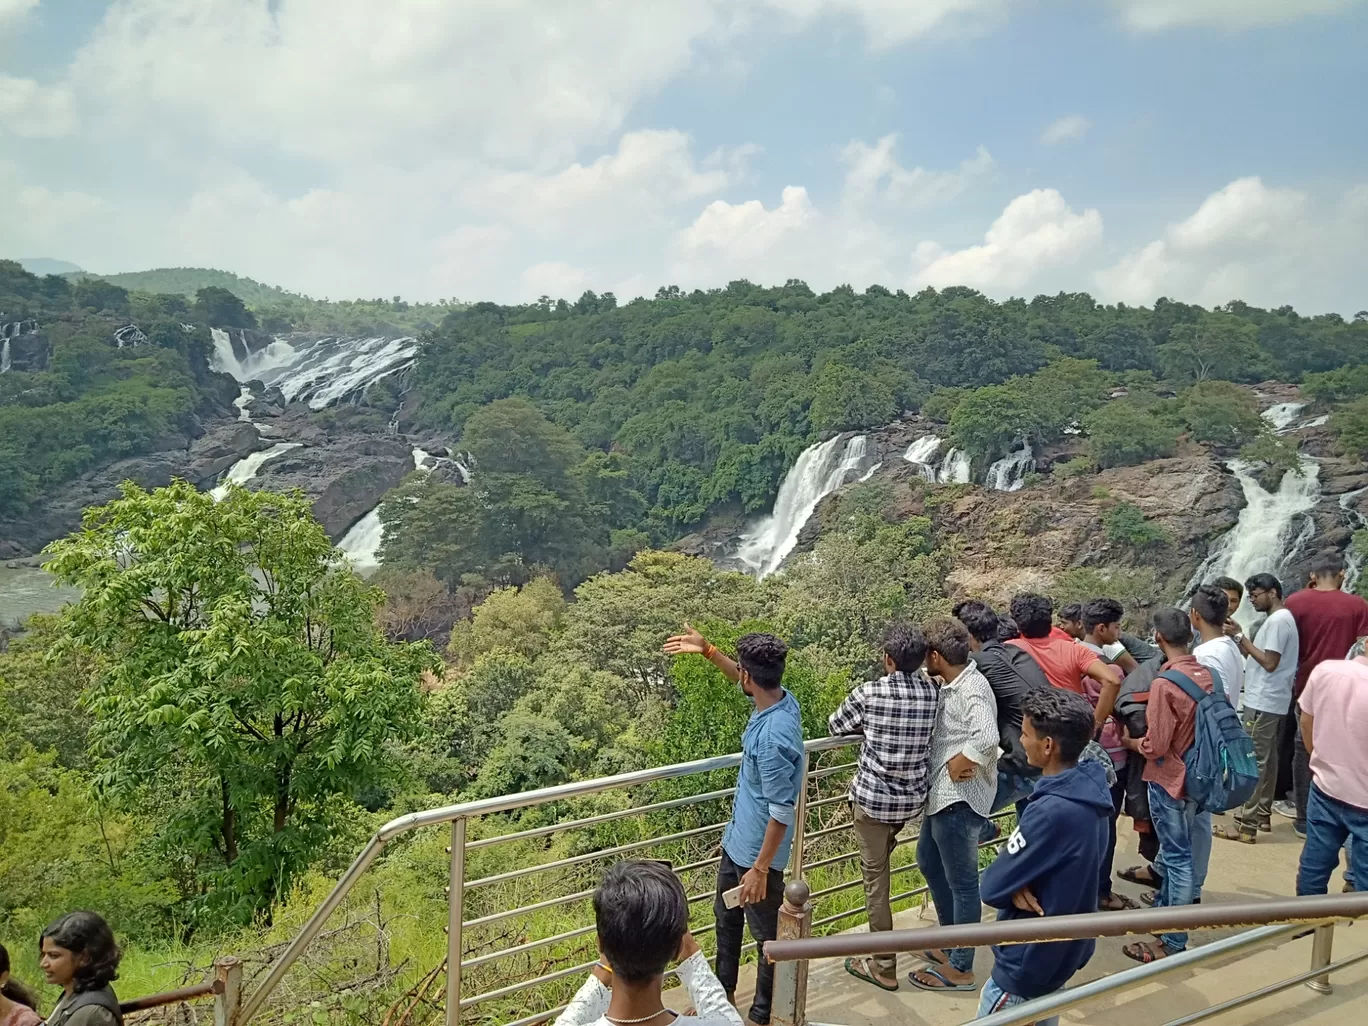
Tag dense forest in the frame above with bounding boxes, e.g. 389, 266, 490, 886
389, 282, 1368, 590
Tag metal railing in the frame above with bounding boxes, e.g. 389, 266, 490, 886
119, 958, 241, 1025
764, 890, 1368, 1026
239, 735, 901, 1025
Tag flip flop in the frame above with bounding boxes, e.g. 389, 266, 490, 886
907, 967, 976, 993
1213, 824, 1255, 844
1122, 941, 1168, 964
916, 949, 950, 967
1098, 892, 1141, 911
845, 957, 898, 992
1139, 890, 1158, 907
1117, 864, 1162, 886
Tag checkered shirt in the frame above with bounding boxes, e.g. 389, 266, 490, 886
828, 670, 939, 825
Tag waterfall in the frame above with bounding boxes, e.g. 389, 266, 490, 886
986, 441, 1035, 492
1340, 487, 1368, 594
210, 442, 302, 500
734, 434, 872, 578
233, 386, 253, 422
903, 435, 942, 481
857, 462, 882, 483
1302, 414, 1329, 429
336, 508, 385, 572
1194, 458, 1322, 622
1262, 402, 1306, 433
0, 338, 9, 374
208, 329, 418, 410
937, 448, 971, 484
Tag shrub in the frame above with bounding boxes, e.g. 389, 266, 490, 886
1053, 455, 1097, 479
1103, 501, 1169, 548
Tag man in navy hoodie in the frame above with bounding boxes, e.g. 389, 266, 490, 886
977, 687, 1112, 1025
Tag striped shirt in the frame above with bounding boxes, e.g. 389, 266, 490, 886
925, 663, 1001, 818
828, 670, 939, 824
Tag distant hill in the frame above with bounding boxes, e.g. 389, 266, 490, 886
19, 258, 84, 276
67, 267, 306, 306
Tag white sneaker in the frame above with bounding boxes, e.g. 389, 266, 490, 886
1272, 800, 1297, 820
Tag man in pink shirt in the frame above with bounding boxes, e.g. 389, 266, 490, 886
1295, 646, 1368, 895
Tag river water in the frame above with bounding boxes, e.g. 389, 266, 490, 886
0, 565, 80, 625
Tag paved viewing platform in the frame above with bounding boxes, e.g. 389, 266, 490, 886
727, 814, 1363, 1026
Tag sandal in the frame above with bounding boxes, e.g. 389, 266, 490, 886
1117, 864, 1162, 886
845, 957, 898, 992
907, 967, 976, 992
1139, 890, 1158, 907
1099, 892, 1141, 911
1213, 824, 1255, 844
916, 949, 950, 967
1123, 941, 1169, 964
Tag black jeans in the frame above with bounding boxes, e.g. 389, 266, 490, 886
714, 850, 785, 1025
1100, 780, 1125, 899
1294, 702, 1311, 831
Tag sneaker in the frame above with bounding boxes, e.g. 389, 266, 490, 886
1273, 800, 1297, 820
1294, 824, 1307, 840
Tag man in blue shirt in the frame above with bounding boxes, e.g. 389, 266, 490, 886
665, 625, 804, 1026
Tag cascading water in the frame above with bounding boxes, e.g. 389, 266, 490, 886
1262, 402, 1306, 433
1191, 458, 1322, 623
1340, 486, 1367, 594
986, 442, 1035, 492
0, 338, 10, 374
233, 386, 253, 422
903, 435, 943, 481
937, 448, 971, 484
337, 446, 436, 572
210, 442, 303, 500
209, 328, 418, 409
733, 434, 872, 578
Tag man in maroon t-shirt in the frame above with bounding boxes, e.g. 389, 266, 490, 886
1284, 555, 1368, 834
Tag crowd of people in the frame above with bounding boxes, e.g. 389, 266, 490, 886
560, 555, 1367, 1026
0, 913, 124, 1026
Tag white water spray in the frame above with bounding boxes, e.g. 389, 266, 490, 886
336, 446, 439, 573
938, 448, 971, 484
1340, 487, 1368, 594
209, 328, 417, 409
0, 338, 9, 374
903, 435, 942, 481
986, 442, 1035, 492
734, 435, 872, 577
1262, 402, 1307, 433
210, 442, 303, 500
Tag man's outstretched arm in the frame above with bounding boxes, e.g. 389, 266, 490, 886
664, 623, 741, 682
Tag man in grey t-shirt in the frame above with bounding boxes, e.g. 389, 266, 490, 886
1218, 573, 1299, 842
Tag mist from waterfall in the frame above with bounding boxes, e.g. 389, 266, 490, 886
734, 434, 872, 578
209, 328, 419, 409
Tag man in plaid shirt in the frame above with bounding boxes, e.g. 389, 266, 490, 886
827, 622, 938, 992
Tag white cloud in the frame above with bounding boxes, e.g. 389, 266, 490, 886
0, 75, 76, 137
1096, 176, 1366, 310
1040, 114, 1091, 145
1113, 0, 1364, 31
0, 0, 39, 25
840, 135, 993, 211
760, 0, 1013, 46
911, 189, 1104, 291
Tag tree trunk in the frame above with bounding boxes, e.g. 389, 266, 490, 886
221, 777, 238, 865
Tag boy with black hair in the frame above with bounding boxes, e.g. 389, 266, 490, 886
663, 626, 802, 1025
909, 618, 999, 994
1058, 603, 1086, 641
1217, 573, 1298, 843
1118, 607, 1217, 963
1192, 583, 1243, 708
828, 622, 938, 992
558, 861, 743, 1026
1007, 593, 1122, 731
978, 687, 1112, 1025
1212, 576, 1245, 623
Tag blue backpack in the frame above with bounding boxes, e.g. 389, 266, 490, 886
1158, 668, 1258, 814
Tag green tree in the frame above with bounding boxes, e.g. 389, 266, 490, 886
1333, 396, 1368, 458
449, 577, 567, 665
193, 285, 258, 329
1084, 400, 1179, 468
1179, 380, 1263, 446
1102, 502, 1169, 548
808, 364, 897, 433
948, 382, 1039, 460
1158, 317, 1266, 382
1239, 432, 1304, 490
43, 482, 437, 919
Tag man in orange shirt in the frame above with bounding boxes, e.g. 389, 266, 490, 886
1006, 594, 1123, 733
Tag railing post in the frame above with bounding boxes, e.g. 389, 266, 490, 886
1306, 922, 1334, 994
769, 880, 813, 1026
446, 817, 468, 1026
788, 750, 810, 881
214, 958, 242, 1026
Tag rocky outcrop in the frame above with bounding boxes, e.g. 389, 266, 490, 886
1, 320, 50, 372
0, 420, 267, 556
248, 435, 414, 538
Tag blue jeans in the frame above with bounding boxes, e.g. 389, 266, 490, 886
977, 977, 1059, 1026
980, 769, 1036, 842
1297, 785, 1368, 895
918, 801, 987, 975
1147, 782, 1212, 954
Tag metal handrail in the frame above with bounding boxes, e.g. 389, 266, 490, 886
238, 735, 862, 1024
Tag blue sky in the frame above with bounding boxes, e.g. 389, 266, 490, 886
1, 1, 1364, 312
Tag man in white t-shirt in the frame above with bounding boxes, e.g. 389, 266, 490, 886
1217, 573, 1298, 843
1191, 584, 1244, 709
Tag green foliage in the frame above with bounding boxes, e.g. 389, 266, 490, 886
1158, 315, 1267, 382
1052, 455, 1097, 479
808, 364, 899, 433
948, 357, 1113, 461
1084, 398, 1179, 468
1332, 396, 1368, 457
448, 577, 566, 665
43, 482, 438, 921
1048, 566, 1164, 624
1303, 365, 1368, 404
193, 285, 257, 329
0, 614, 100, 767
1102, 501, 1169, 548
1239, 432, 1303, 489
1179, 380, 1263, 446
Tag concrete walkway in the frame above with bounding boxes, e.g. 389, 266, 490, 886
735, 814, 1364, 1025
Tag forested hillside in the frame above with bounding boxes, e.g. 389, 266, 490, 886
394, 282, 1368, 590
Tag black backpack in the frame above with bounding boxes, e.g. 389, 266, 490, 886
54, 988, 124, 1026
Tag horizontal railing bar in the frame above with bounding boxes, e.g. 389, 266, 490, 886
463, 958, 597, 1008
807, 793, 852, 812
806, 761, 858, 782
767, 893, 1368, 962
1160, 945, 1368, 1026
466, 821, 726, 889
462, 922, 597, 970
465, 787, 739, 850
674, 854, 723, 875
811, 884, 930, 930
464, 887, 595, 929
964, 923, 1300, 1026
803, 820, 854, 844
120, 980, 221, 1014
504, 1003, 567, 1026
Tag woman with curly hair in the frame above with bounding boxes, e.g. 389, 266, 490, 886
0, 943, 42, 1026
38, 914, 122, 1026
